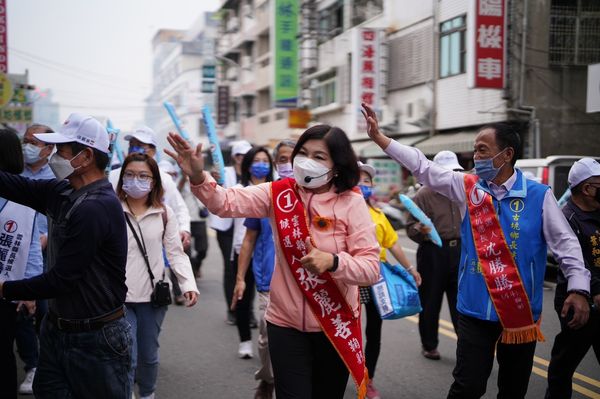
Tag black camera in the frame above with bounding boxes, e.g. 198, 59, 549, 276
151, 280, 172, 307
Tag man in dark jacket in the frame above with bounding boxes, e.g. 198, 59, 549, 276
0, 114, 130, 398
546, 158, 600, 399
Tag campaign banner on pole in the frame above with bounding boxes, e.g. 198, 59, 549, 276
468, 0, 506, 89
272, 0, 298, 108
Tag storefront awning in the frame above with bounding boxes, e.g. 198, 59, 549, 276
414, 131, 478, 155
352, 134, 427, 158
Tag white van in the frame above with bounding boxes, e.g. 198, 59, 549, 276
515, 156, 600, 198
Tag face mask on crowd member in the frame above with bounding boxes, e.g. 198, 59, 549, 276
277, 162, 294, 179
22, 143, 47, 164
48, 150, 85, 180
124, 127, 158, 158
122, 171, 153, 199
293, 156, 332, 189
250, 161, 270, 179
357, 162, 376, 200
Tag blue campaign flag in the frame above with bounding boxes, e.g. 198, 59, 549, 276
163, 101, 191, 141
201, 106, 226, 185
399, 194, 443, 247
106, 119, 123, 172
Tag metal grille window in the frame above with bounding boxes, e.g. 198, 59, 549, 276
549, 0, 600, 66
439, 15, 466, 78
310, 70, 337, 108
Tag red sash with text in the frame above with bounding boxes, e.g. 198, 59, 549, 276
271, 178, 368, 399
464, 174, 544, 344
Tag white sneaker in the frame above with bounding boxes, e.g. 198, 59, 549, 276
238, 340, 254, 359
140, 394, 155, 399
18, 367, 36, 394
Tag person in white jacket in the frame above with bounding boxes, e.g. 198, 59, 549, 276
116, 152, 199, 399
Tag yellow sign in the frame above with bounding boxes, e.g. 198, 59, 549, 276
0, 73, 13, 108
0, 106, 33, 123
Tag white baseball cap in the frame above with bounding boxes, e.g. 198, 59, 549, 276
568, 158, 600, 188
124, 126, 158, 147
357, 161, 376, 179
35, 113, 110, 153
433, 150, 464, 171
231, 140, 252, 156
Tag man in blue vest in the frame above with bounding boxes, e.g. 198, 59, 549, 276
362, 103, 590, 399
546, 158, 600, 398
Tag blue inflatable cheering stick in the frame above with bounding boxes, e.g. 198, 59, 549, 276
399, 194, 443, 247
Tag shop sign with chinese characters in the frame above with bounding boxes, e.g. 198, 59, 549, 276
468, 0, 506, 89
354, 28, 382, 132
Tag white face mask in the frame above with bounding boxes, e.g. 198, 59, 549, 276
293, 156, 332, 189
48, 151, 83, 181
22, 144, 45, 165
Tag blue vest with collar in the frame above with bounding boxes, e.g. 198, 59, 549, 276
458, 169, 549, 322
252, 217, 275, 292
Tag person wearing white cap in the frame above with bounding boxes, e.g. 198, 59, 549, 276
546, 157, 600, 398
363, 103, 590, 399
208, 139, 253, 325
108, 126, 192, 251
405, 150, 464, 361
0, 113, 131, 398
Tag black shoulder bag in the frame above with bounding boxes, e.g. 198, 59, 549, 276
125, 214, 172, 307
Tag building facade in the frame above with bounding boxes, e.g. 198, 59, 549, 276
145, 13, 219, 151
213, 0, 600, 163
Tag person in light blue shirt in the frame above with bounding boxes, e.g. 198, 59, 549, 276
15, 124, 55, 395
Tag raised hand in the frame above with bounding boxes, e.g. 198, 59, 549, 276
164, 133, 205, 185
361, 102, 391, 149
300, 237, 335, 275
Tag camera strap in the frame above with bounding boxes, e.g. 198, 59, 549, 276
125, 213, 156, 289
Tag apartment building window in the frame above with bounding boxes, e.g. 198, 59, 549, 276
311, 70, 337, 108
352, 0, 384, 27
549, 0, 600, 66
318, 1, 343, 42
439, 15, 466, 78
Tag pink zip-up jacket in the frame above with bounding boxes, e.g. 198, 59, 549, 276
192, 173, 380, 332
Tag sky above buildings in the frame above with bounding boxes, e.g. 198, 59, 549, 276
8, 0, 220, 130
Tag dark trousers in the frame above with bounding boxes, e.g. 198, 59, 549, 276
216, 227, 235, 312
33, 315, 132, 398
267, 323, 349, 399
447, 313, 536, 399
364, 298, 382, 379
232, 253, 256, 342
417, 241, 460, 351
545, 301, 600, 398
0, 299, 18, 398
15, 299, 47, 372
190, 221, 208, 275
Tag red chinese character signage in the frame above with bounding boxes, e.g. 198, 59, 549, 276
0, 0, 7, 74
354, 28, 381, 132
471, 0, 506, 89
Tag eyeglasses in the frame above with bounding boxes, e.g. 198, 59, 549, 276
123, 171, 153, 182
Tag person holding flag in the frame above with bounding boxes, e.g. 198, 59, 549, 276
166, 125, 380, 399
361, 103, 591, 399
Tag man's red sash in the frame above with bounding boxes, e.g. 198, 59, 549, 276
464, 174, 544, 344
271, 178, 368, 398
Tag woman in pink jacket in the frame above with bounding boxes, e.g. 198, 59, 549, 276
167, 125, 380, 399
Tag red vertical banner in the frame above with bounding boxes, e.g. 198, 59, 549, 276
0, 0, 7, 74
473, 0, 506, 89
